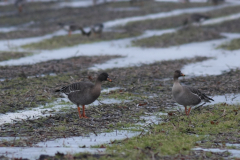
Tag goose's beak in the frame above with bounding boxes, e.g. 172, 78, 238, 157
181, 73, 185, 76
107, 78, 112, 82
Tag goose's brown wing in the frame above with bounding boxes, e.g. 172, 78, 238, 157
56, 82, 93, 95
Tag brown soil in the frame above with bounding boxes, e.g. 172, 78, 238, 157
0, 55, 121, 79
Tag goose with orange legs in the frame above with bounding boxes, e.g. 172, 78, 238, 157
58, 22, 81, 36
172, 70, 214, 115
55, 73, 112, 118
15, 0, 26, 13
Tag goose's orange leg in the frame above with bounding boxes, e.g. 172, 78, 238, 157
187, 107, 192, 115
77, 106, 82, 118
184, 106, 188, 115
18, 6, 22, 13
81, 105, 89, 118
68, 31, 71, 36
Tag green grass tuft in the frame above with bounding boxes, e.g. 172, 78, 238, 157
22, 32, 141, 50
132, 27, 223, 48
217, 38, 240, 51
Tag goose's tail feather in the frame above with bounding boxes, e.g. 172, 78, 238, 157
202, 94, 214, 102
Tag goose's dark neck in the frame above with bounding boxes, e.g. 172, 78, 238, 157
174, 76, 179, 82
95, 79, 102, 86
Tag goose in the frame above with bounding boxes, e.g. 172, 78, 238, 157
79, 27, 91, 37
191, 13, 210, 24
58, 23, 81, 36
182, 14, 210, 27
91, 23, 104, 36
15, 0, 26, 13
172, 70, 214, 115
55, 73, 112, 118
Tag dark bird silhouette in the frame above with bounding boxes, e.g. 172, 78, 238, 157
91, 23, 104, 36
79, 27, 91, 37
183, 13, 210, 27
191, 13, 210, 23
210, 0, 225, 5
15, 0, 26, 13
58, 23, 81, 36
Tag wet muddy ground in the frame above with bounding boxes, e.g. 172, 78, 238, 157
1, 0, 240, 160
1, 56, 240, 148
0, 1, 210, 39
0, 57, 209, 143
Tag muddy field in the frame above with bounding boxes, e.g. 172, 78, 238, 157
0, 0, 240, 160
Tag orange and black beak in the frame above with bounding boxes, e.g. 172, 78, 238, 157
107, 77, 112, 82
181, 73, 185, 76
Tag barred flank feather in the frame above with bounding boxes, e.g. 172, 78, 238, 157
55, 83, 82, 95
202, 93, 214, 102
186, 86, 214, 102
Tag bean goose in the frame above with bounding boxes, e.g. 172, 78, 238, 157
91, 23, 104, 36
15, 0, 26, 13
58, 23, 81, 36
191, 13, 210, 23
172, 70, 214, 115
55, 73, 112, 118
79, 27, 91, 37
183, 13, 210, 26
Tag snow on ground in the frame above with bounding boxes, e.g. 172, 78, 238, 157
1, 1, 240, 159
0, 87, 123, 126
202, 12, 240, 25
181, 33, 240, 76
1, 29, 239, 77
104, 2, 240, 28
0, 130, 138, 160
194, 148, 240, 158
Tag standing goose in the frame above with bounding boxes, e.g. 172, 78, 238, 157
191, 13, 210, 24
182, 14, 210, 27
79, 27, 91, 37
15, 0, 26, 13
58, 23, 81, 36
172, 70, 214, 115
91, 23, 104, 36
55, 73, 112, 118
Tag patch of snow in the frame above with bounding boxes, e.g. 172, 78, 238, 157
140, 112, 167, 125
0, 29, 79, 51
172, 93, 240, 113
0, 130, 138, 160
0, 147, 105, 159
101, 87, 121, 93
0, 26, 19, 33
202, 12, 240, 26
0, 92, 126, 126
0, 0, 57, 6
56, 0, 130, 9
211, 94, 240, 105
194, 147, 240, 158
155, 0, 208, 2
104, 2, 240, 28
182, 33, 240, 76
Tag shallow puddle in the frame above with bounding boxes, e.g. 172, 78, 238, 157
0, 111, 166, 159
211, 94, 240, 105
194, 147, 240, 158
182, 35, 240, 76
0, 130, 139, 159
